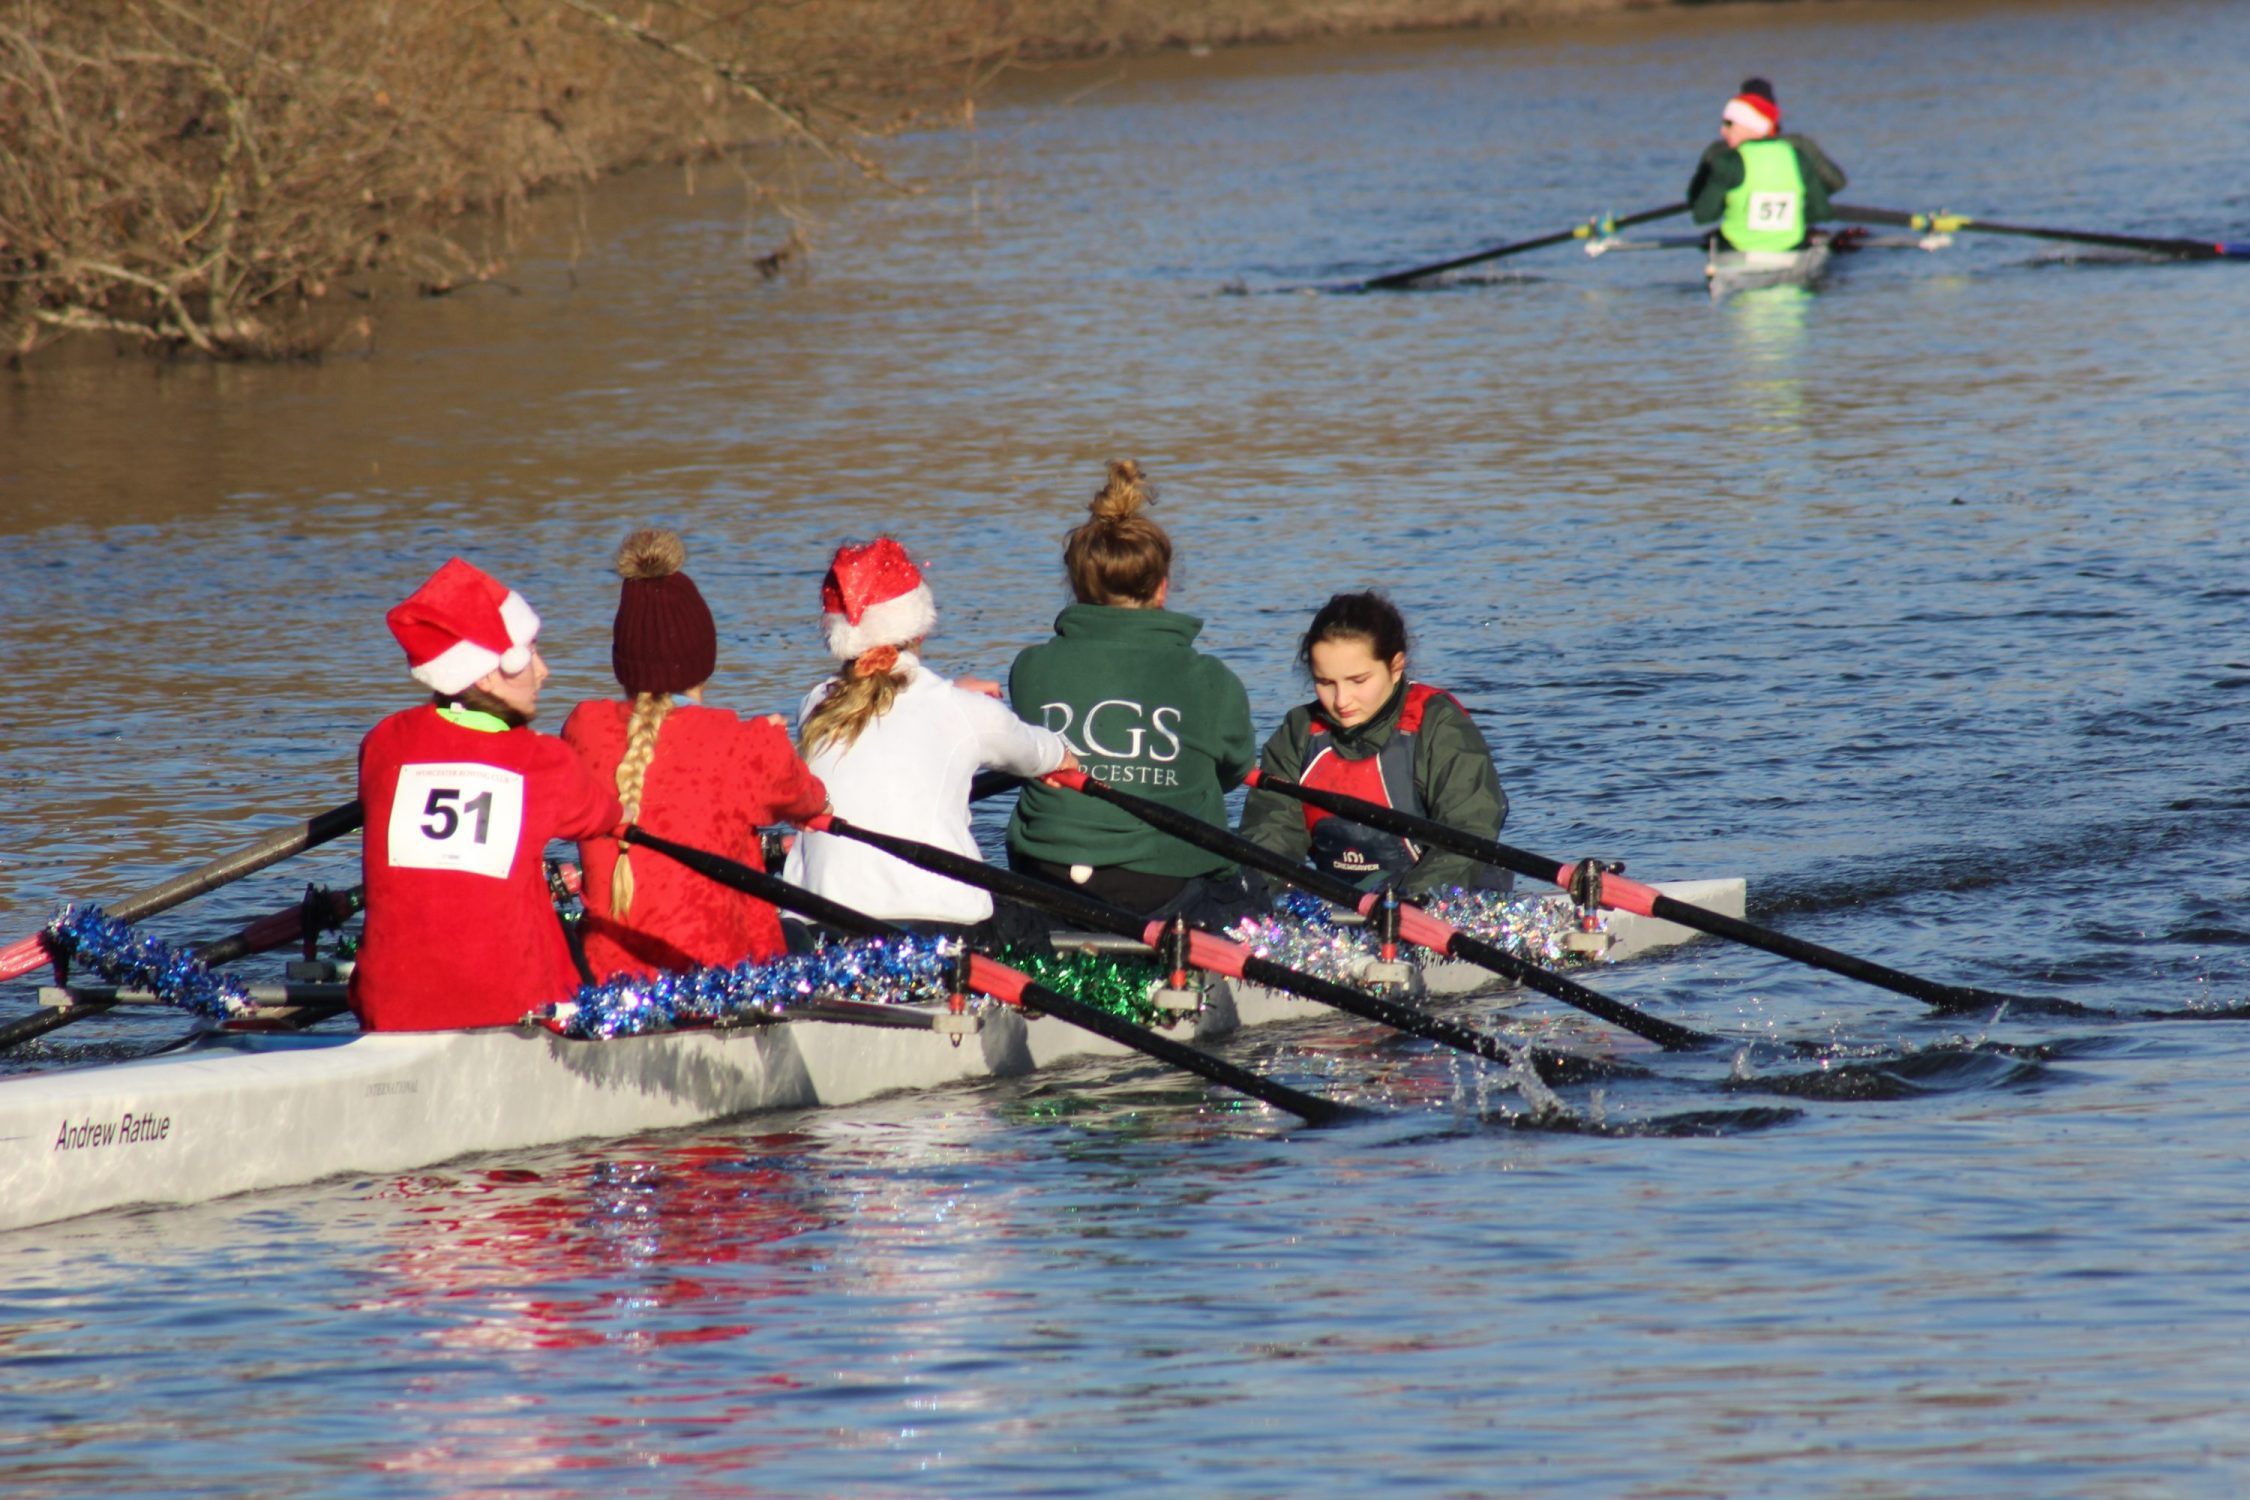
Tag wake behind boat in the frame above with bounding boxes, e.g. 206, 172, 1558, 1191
0, 879, 1739, 1234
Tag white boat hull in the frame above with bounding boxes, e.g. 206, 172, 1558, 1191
1706, 240, 1831, 297
0, 878, 1742, 1233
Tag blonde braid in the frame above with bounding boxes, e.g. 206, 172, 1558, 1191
611, 690, 674, 919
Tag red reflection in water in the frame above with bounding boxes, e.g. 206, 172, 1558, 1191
351, 1131, 833, 1354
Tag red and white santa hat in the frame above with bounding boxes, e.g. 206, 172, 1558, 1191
385, 556, 542, 696
820, 537, 937, 660
1723, 92, 1781, 138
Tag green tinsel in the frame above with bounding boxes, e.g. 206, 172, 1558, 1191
992, 946, 1171, 1025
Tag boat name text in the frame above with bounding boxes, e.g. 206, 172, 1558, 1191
53, 1110, 171, 1153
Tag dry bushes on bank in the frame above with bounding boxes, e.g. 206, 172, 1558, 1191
0, 0, 1641, 362
0, 0, 1001, 360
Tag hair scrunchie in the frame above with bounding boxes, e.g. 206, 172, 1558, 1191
851, 644, 900, 679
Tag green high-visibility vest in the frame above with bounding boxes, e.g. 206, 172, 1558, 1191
1721, 139, 1807, 252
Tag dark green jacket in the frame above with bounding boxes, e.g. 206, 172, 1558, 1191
1006, 605, 1255, 877
1238, 680, 1508, 897
1688, 132, 1847, 203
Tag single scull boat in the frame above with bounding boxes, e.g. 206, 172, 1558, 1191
1585, 226, 1951, 297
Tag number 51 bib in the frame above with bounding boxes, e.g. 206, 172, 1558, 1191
387, 762, 527, 879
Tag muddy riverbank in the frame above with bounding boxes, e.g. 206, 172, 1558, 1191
2, 0, 1849, 362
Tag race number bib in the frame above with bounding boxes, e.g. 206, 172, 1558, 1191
1746, 191, 1800, 228
386, 762, 526, 879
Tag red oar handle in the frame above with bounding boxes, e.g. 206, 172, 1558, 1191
1358, 891, 1459, 956
1579, 866, 1660, 918
964, 954, 1028, 1007
0, 936, 51, 983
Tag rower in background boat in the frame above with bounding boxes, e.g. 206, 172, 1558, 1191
1687, 81, 1842, 255
561, 529, 828, 981
1004, 460, 1263, 927
1238, 591, 1511, 899
783, 537, 1075, 941
353, 558, 622, 1031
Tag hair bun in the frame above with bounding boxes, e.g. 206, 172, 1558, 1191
1088, 458, 1153, 522
616, 528, 686, 581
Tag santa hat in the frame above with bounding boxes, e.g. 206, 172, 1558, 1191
385, 557, 542, 696
1723, 92, 1781, 138
821, 537, 936, 660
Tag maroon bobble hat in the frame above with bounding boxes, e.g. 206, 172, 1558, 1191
611, 528, 717, 696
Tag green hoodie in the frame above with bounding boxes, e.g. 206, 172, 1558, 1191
1238, 679, 1509, 897
1006, 604, 1255, 877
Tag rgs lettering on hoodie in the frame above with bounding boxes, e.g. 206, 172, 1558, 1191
1040, 700, 1185, 785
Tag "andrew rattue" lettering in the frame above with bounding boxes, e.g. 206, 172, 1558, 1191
54, 1110, 172, 1152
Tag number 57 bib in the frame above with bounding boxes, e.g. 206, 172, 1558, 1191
387, 763, 527, 879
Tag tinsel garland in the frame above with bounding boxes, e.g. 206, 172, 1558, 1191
549, 932, 958, 1039
34, 891, 1600, 1038
548, 933, 1181, 1039
992, 946, 1168, 1026
1225, 887, 1594, 985
41, 904, 252, 1020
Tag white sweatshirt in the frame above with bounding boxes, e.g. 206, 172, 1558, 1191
782, 654, 1070, 924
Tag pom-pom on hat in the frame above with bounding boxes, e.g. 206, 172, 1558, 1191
1723, 92, 1781, 138
821, 537, 936, 660
611, 528, 717, 696
386, 557, 541, 697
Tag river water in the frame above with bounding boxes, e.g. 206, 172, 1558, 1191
6, 0, 2250, 1492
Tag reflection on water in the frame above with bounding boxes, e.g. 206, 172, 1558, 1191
7, 0, 2250, 1493
1722, 284, 1815, 434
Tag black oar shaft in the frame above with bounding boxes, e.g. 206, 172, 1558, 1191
621, 826, 1351, 1124
813, 814, 1547, 1074
1052, 775, 1715, 1051
1833, 203, 2233, 260
1359, 202, 1689, 291
0, 1002, 112, 1051
110, 803, 366, 925
1251, 771, 2018, 1014
1639, 892, 2002, 1013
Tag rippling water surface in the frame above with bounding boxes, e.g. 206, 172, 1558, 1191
6, 0, 2250, 1492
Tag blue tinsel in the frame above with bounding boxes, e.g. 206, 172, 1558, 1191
547, 932, 962, 1039
42, 903, 253, 1020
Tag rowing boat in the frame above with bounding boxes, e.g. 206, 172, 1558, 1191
1586, 226, 1949, 298
0, 878, 1739, 1233
1705, 239, 1832, 298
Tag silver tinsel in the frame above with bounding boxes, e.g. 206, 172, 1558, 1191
1227, 887, 1595, 984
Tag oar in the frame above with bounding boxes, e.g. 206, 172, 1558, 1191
1242, 769, 2053, 1016
1355, 203, 1691, 291
1832, 203, 2250, 260
0, 885, 365, 1053
619, 825, 1354, 1125
1039, 772, 1719, 1052
0, 801, 365, 983
1582, 235, 1708, 255
799, 811, 1629, 1087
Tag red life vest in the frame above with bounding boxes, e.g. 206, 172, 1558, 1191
1300, 683, 1454, 885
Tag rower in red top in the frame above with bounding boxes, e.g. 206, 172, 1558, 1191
562, 529, 829, 978
1237, 591, 1510, 897
353, 557, 623, 1031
